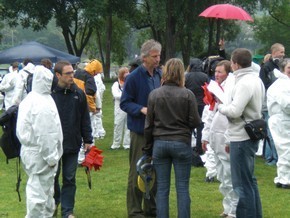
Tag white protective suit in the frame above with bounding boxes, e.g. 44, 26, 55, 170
0, 69, 18, 109
267, 72, 290, 185
16, 66, 63, 218
111, 81, 130, 149
201, 107, 217, 180
202, 76, 238, 217
12, 63, 35, 105
92, 74, 106, 139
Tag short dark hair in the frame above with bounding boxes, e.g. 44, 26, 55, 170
23, 58, 33, 66
231, 48, 252, 68
41, 58, 53, 69
54, 60, 71, 74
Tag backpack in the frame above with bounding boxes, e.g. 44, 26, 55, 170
24, 70, 33, 93
0, 105, 22, 201
202, 56, 225, 79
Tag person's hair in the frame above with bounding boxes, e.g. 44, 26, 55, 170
271, 43, 284, 54
12, 62, 19, 69
216, 60, 231, 74
23, 58, 33, 66
41, 58, 53, 69
140, 39, 162, 58
118, 67, 129, 81
162, 58, 185, 87
263, 54, 271, 63
231, 48, 252, 68
54, 60, 72, 74
280, 58, 290, 73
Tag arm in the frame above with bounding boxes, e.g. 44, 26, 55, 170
0, 75, 15, 92
80, 91, 94, 146
143, 93, 155, 155
218, 82, 252, 118
188, 91, 202, 130
120, 75, 144, 117
35, 108, 63, 167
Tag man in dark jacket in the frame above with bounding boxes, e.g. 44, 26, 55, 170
52, 60, 93, 218
259, 43, 285, 165
185, 58, 209, 155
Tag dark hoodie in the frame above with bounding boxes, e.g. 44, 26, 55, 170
185, 58, 209, 106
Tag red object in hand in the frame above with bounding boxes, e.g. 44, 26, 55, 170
82, 146, 104, 171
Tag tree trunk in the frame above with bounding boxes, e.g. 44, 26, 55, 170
165, 0, 176, 61
207, 18, 214, 56
104, 14, 113, 79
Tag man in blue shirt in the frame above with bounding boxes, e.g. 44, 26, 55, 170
120, 39, 162, 218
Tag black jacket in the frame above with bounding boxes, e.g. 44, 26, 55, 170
51, 84, 93, 154
185, 59, 209, 106
259, 58, 280, 90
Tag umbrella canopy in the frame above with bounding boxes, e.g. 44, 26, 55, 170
0, 41, 80, 64
199, 3, 253, 22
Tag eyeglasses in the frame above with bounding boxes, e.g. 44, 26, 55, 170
62, 71, 74, 75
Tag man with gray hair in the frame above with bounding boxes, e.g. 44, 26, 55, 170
120, 39, 162, 218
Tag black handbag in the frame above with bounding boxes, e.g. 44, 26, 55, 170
242, 116, 268, 140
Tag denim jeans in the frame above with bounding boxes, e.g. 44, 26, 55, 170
54, 153, 78, 218
230, 140, 262, 218
262, 111, 278, 163
153, 140, 192, 218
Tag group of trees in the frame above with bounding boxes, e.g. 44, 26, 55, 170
0, 0, 289, 78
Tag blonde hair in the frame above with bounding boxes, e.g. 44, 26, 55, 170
271, 43, 284, 54
162, 58, 185, 87
118, 67, 129, 82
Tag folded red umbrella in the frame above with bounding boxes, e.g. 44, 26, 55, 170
82, 146, 104, 171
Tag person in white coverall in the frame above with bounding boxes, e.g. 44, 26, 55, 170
16, 65, 63, 218
202, 60, 238, 218
267, 58, 290, 189
93, 73, 106, 139
111, 67, 130, 149
12, 58, 35, 105
0, 62, 19, 109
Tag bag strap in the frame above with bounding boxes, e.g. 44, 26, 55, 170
15, 157, 22, 202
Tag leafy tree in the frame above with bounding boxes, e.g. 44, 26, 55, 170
0, 0, 95, 57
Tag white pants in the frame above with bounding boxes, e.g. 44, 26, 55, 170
210, 131, 238, 217
203, 145, 217, 178
111, 110, 130, 149
25, 166, 57, 218
269, 117, 290, 185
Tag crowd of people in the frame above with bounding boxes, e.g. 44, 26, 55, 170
0, 39, 288, 218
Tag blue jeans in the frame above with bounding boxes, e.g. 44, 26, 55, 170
262, 111, 278, 163
153, 140, 192, 218
230, 140, 262, 218
54, 153, 78, 218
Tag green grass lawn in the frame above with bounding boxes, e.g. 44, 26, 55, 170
0, 81, 289, 218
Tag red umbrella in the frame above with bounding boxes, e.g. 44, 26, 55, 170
199, 3, 253, 22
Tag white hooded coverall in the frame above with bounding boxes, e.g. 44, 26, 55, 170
267, 74, 290, 185
92, 74, 106, 139
111, 81, 130, 149
202, 76, 238, 217
0, 69, 18, 109
16, 66, 63, 218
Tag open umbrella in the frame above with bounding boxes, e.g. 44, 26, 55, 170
199, 3, 253, 22
199, 3, 254, 55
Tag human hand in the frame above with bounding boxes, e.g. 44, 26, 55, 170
225, 144, 230, 153
219, 39, 225, 50
202, 141, 209, 152
141, 107, 147, 115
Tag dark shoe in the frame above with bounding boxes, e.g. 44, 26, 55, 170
282, 184, 290, 189
205, 176, 215, 183
276, 182, 282, 188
